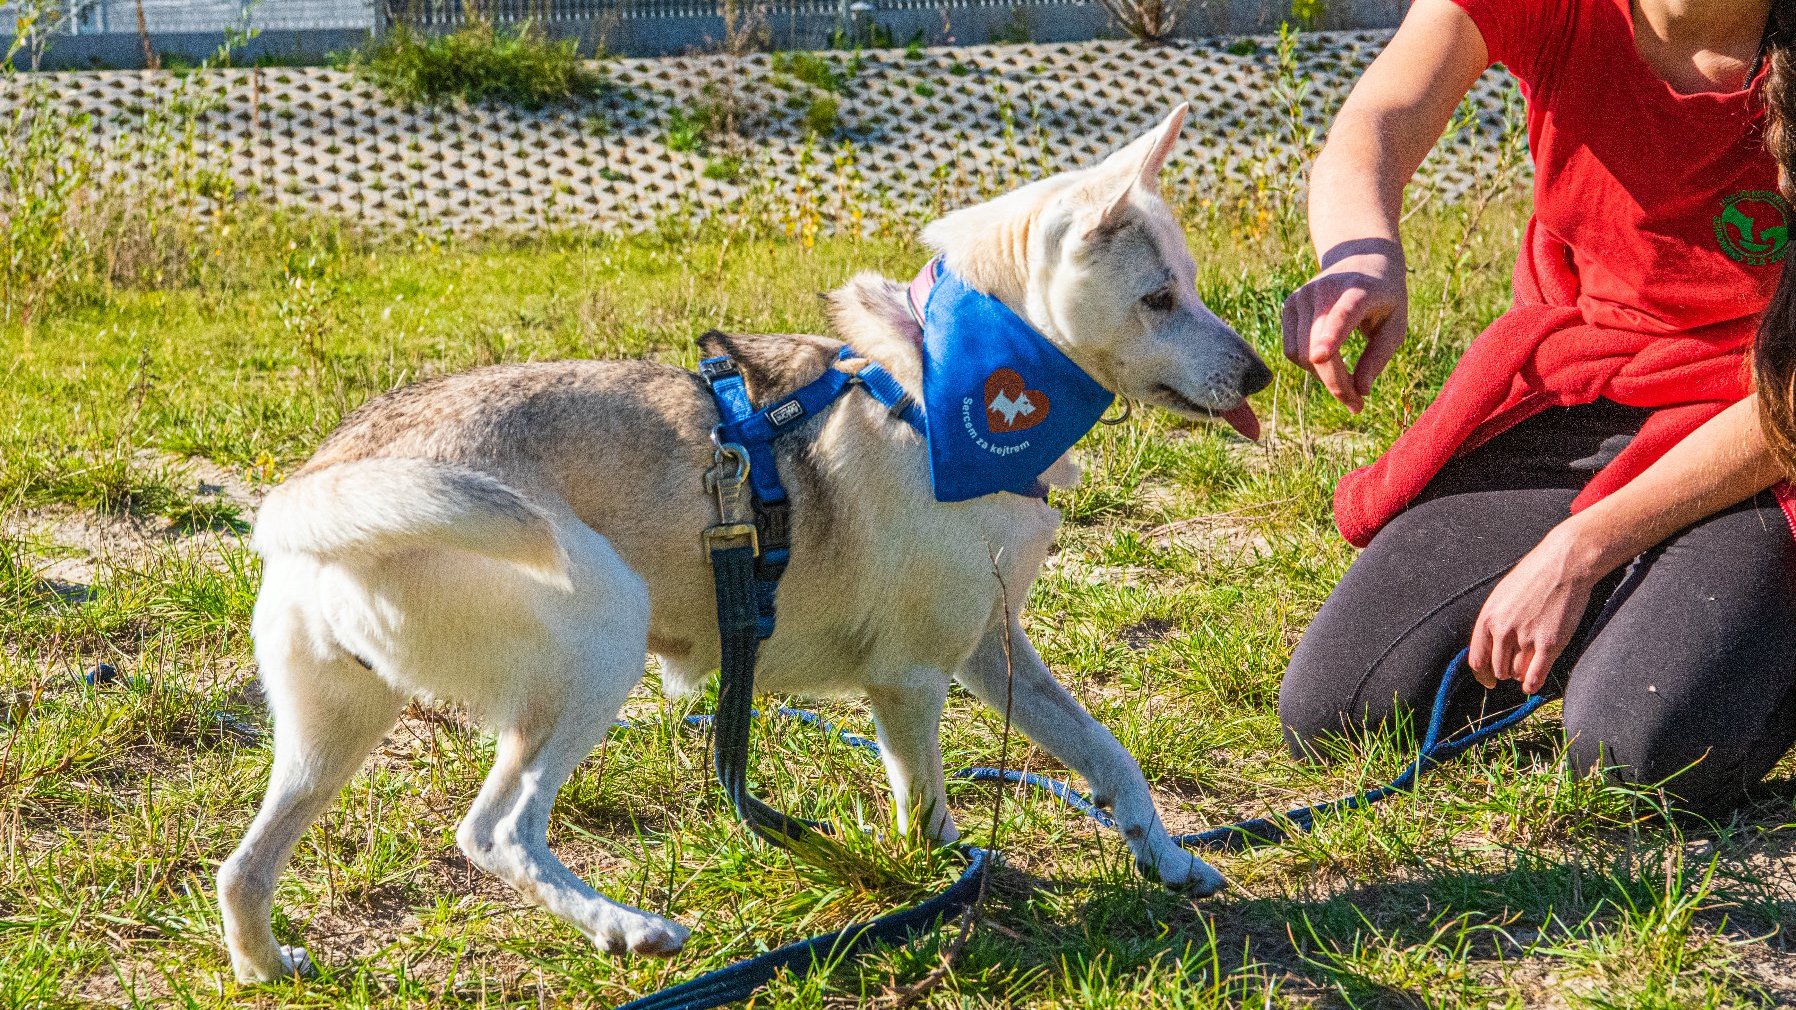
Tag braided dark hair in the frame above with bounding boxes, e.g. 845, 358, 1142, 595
1756, 0, 1796, 471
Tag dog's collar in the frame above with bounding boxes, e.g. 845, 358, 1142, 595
905, 256, 942, 336
906, 257, 1115, 503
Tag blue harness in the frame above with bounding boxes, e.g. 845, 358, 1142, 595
697, 343, 921, 641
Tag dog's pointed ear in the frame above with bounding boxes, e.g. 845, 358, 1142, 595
1103, 103, 1187, 191
1094, 104, 1189, 229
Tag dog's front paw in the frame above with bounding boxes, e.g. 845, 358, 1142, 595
232, 944, 316, 983
1136, 849, 1226, 898
594, 912, 690, 958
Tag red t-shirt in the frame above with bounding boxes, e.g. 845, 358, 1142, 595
1465, 0, 1783, 333
1334, 0, 1796, 547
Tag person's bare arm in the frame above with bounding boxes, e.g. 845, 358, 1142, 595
1470, 396, 1784, 692
1283, 0, 1491, 412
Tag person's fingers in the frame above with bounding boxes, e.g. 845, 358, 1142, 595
1351, 300, 1407, 399
1509, 640, 1535, 688
1468, 618, 1497, 689
1281, 288, 1309, 367
1312, 350, 1358, 411
1488, 628, 1517, 687
1308, 291, 1367, 409
1520, 644, 1554, 696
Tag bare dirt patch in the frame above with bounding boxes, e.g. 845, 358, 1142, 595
4, 452, 265, 588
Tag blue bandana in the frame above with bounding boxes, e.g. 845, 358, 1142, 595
908, 258, 1115, 503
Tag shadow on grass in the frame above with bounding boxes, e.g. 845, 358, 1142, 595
826, 804, 1796, 1006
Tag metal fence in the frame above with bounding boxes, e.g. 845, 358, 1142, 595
3, 0, 374, 33
383, 0, 635, 25
380, 0, 1094, 23
3, 0, 1401, 64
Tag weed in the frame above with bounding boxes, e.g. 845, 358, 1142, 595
1289, 0, 1328, 29
349, 19, 604, 109
704, 155, 746, 182
0, 5, 269, 326
803, 94, 841, 136
1100, 0, 1186, 43
772, 50, 848, 93
1, 2, 97, 330
664, 104, 718, 153
830, 21, 899, 50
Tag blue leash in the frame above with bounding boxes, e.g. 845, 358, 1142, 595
617, 648, 1546, 1010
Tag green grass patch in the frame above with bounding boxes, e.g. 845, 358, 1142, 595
2, 198, 1792, 1007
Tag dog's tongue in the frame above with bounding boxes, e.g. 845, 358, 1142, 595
1221, 402, 1261, 440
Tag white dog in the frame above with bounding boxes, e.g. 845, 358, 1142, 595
218, 104, 1271, 982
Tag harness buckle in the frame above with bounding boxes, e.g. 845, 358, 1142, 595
704, 522, 759, 554
698, 356, 741, 383
704, 438, 759, 555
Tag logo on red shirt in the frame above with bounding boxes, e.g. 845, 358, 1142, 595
1714, 191, 1791, 267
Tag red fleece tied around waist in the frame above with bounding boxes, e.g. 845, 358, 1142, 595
1334, 223, 1791, 548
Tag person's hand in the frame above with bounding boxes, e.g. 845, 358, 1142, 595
1281, 241, 1408, 413
1468, 525, 1607, 695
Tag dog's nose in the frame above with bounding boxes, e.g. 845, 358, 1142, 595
1240, 358, 1273, 397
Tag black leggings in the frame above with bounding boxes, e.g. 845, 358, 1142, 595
1279, 400, 1796, 815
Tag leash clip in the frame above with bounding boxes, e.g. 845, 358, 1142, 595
704, 435, 759, 555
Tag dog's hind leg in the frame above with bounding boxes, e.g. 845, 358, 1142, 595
457, 688, 689, 956
218, 596, 405, 982
956, 616, 1226, 896
867, 675, 957, 843
454, 551, 688, 958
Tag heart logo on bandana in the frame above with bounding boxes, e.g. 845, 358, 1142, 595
983, 368, 1050, 433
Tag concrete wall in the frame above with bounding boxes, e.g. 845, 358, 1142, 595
13, 33, 1521, 235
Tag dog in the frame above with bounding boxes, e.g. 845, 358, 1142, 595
217, 104, 1272, 982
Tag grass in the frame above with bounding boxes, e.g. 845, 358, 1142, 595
4, 197, 1796, 1009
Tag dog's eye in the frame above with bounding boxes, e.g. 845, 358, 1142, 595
1141, 287, 1177, 312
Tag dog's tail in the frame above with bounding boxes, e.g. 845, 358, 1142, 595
252, 458, 569, 583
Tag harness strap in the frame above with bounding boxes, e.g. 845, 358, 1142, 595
709, 540, 813, 844
697, 339, 931, 848
705, 346, 925, 510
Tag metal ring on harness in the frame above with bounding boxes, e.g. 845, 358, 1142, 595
708, 432, 749, 477
1099, 400, 1132, 425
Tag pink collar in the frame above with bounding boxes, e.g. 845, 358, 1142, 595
906, 256, 944, 336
